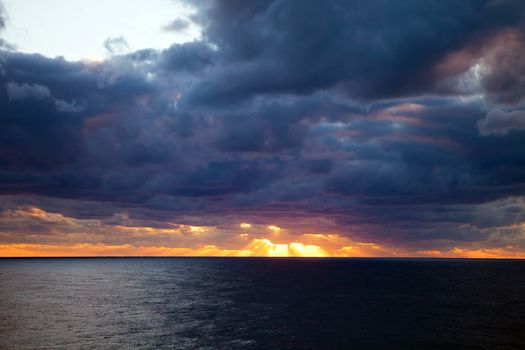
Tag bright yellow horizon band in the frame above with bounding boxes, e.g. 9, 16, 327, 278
1, 242, 525, 259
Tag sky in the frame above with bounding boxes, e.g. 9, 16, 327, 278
1, 0, 200, 60
1, 0, 525, 258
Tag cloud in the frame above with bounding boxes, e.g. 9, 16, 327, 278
477, 108, 525, 136
162, 18, 191, 32
0, 3, 14, 51
103, 36, 130, 56
6, 82, 51, 101
161, 41, 216, 73
6, 81, 85, 112
480, 30, 525, 106
0, 1, 5, 31
54, 99, 85, 113
0, 1, 525, 255
180, 0, 525, 107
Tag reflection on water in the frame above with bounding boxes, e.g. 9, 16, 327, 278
1, 258, 525, 349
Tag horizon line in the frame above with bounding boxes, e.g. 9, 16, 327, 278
1, 256, 524, 260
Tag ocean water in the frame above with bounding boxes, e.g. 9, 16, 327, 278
1, 258, 525, 349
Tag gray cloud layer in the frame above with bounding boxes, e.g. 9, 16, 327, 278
1, 0, 525, 251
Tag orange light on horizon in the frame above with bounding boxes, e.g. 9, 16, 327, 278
1, 240, 525, 259
2, 207, 525, 259
244, 238, 327, 257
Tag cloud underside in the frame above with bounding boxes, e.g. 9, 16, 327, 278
1, 0, 525, 256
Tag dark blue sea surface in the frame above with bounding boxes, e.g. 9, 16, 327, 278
1, 258, 525, 349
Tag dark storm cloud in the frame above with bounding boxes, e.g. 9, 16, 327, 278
1, 0, 525, 252
479, 30, 525, 106
180, 0, 525, 106
0, 51, 156, 172
161, 41, 216, 73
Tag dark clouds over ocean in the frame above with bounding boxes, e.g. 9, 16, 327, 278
1, 0, 525, 255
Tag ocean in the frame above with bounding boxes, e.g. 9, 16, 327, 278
1, 258, 524, 349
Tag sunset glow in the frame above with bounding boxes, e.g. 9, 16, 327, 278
1, 206, 524, 258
